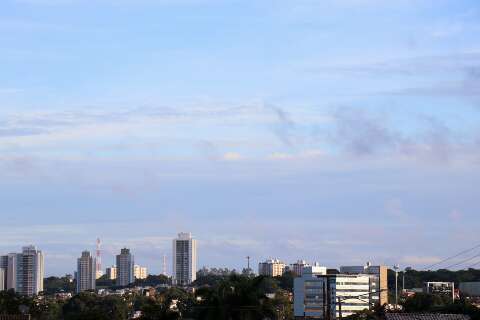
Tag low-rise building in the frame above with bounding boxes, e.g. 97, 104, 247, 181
423, 282, 455, 301
459, 282, 480, 297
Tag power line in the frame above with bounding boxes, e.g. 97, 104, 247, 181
464, 259, 480, 269
443, 252, 480, 270
423, 243, 480, 270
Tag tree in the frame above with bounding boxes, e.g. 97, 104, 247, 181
0, 289, 27, 315
275, 271, 295, 292
44, 276, 75, 294
62, 292, 129, 320
402, 293, 450, 313
135, 274, 171, 287
193, 275, 279, 320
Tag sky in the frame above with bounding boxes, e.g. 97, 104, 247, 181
1, 0, 480, 276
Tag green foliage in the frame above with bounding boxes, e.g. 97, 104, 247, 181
43, 276, 75, 294
0, 289, 30, 315
387, 268, 480, 290
62, 292, 129, 320
194, 273, 228, 287
275, 271, 295, 292
0, 290, 63, 320
135, 274, 171, 287
193, 274, 291, 320
401, 294, 480, 320
136, 288, 194, 320
96, 274, 115, 288
402, 293, 451, 313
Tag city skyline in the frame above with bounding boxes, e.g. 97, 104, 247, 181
1, 0, 480, 276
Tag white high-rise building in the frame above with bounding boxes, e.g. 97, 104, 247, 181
1, 246, 44, 296
20, 246, 44, 296
294, 266, 371, 319
172, 232, 197, 286
116, 248, 134, 286
76, 251, 96, 293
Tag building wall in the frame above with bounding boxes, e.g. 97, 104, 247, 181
76, 251, 96, 293
294, 270, 371, 319
13, 246, 44, 296
0, 268, 4, 291
172, 233, 197, 286
106, 266, 117, 280
340, 263, 389, 306
0, 256, 7, 291
424, 282, 455, 301
291, 260, 310, 277
6, 254, 17, 291
134, 265, 148, 279
459, 282, 480, 297
258, 259, 286, 277
116, 249, 134, 286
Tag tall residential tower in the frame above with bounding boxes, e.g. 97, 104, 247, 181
116, 248, 134, 286
76, 251, 96, 293
172, 233, 197, 286
0, 246, 44, 296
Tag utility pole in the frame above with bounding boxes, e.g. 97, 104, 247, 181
246, 256, 250, 271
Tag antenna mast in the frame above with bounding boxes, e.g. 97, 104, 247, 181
163, 254, 167, 276
96, 238, 103, 279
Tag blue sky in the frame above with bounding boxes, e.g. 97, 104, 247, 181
1, 0, 480, 276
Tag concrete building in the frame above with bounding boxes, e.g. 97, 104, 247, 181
172, 232, 197, 286
291, 260, 311, 277
0, 255, 7, 291
0, 268, 4, 291
76, 251, 96, 293
1, 253, 18, 291
2, 246, 45, 296
340, 262, 389, 306
459, 282, 480, 297
106, 266, 117, 280
294, 266, 371, 319
258, 259, 286, 277
134, 265, 148, 280
116, 248, 134, 287
424, 282, 455, 301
